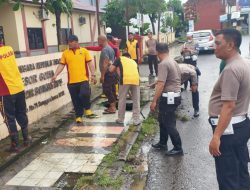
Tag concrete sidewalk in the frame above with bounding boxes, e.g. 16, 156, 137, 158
0, 98, 133, 189
0, 77, 152, 189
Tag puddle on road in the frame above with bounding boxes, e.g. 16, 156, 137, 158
129, 142, 151, 190
54, 173, 82, 190
130, 174, 147, 190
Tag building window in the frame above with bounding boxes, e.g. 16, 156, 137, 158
27, 28, 44, 50
60, 28, 72, 45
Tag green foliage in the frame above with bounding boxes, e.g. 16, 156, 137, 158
96, 173, 123, 189
104, 0, 167, 34
161, 0, 187, 34
103, 0, 127, 27
123, 164, 135, 174
45, 0, 73, 16
12, 1, 21, 11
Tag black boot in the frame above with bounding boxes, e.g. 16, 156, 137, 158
165, 148, 183, 156
22, 128, 32, 147
152, 142, 168, 150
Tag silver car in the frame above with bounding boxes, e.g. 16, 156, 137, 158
192, 30, 215, 53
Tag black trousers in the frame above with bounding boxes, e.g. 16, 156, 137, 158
158, 96, 182, 150
0, 91, 28, 145
209, 118, 250, 190
102, 71, 117, 104
67, 81, 91, 117
148, 54, 158, 75
192, 90, 199, 111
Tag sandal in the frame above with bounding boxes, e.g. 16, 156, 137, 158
103, 110, 116, 114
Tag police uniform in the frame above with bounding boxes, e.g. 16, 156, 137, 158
112, 56, 140, 124
178, 64, 198, 85
208, 54, 250, 190
156, 57, 183, 153
60, 47, 92, 118
0, 45, 29, 150
181, 40, 200, 116
181, 40, 198, 67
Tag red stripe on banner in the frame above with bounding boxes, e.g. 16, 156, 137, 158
0, 74, 10, 96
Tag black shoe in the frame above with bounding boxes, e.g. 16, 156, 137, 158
165, 148, 183, 156
194, 110, 199, 117
152, 142, 167, 150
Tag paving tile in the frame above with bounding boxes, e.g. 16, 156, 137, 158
5, 153, 106, 187
76, 154, 92, 160
80, 165, 98, 173
13, 170, 34, 178
65, 165, 81, 173
30, 171, 48, 179
44, 171, 63, 179
54, 137, 117, 147
6, 177, 26, 186
83, 110, 132, 124
71, 159, 87, 166
20, 178, 41, 186
69, 126, 124, 135
60, 158, 74, 165
37, 178, 57, 187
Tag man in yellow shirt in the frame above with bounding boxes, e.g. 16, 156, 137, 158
51, 35, 97, 123
126, 33, 140, 63
108, 53, 141, 125
0, 37, 31, 152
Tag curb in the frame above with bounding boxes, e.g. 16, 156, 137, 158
0, 93, 102, 172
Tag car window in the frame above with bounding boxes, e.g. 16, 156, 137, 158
193, 32, 211, 38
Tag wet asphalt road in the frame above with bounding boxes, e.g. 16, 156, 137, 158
141, 38, 250, 190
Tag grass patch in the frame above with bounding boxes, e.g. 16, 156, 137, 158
176, 113, 189, 122
75, 175, 94, 187
96, 173, 123, 189
75, 114, 158, 190
127, 115, 157, 161
180, 115, 189, 122
123, 164, 135, 174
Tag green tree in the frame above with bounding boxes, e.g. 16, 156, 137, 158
45, 0, 73, 47
162, 0, 187, 36
102, 0, 127, 42
134, 0, 166, 35
0, 0, 73, 48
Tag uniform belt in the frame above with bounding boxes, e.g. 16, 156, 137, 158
162, 92, 181, 98
209, 115, 246, 126
184, 56, 191, 59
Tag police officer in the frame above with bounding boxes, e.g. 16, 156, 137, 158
208, 29, 250, 190
51, 35, 97, 123
178, 63, 198, 93
181, 33, 200, 117
0, 37, 31, 152
150, 43, 183, 156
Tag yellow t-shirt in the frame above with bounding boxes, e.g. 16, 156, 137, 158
60, 47, 92, 84
126, 40, 138, 60
0, 46, 24, 96
113, 56, 139, 85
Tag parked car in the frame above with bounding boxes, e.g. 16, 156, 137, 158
191, 30, 215, 53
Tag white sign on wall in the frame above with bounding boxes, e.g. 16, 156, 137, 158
0, 51, 101, 140
188, 20, 194, 32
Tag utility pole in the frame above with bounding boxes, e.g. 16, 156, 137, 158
96, 0, 101, 35
126, 0, 129, 40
